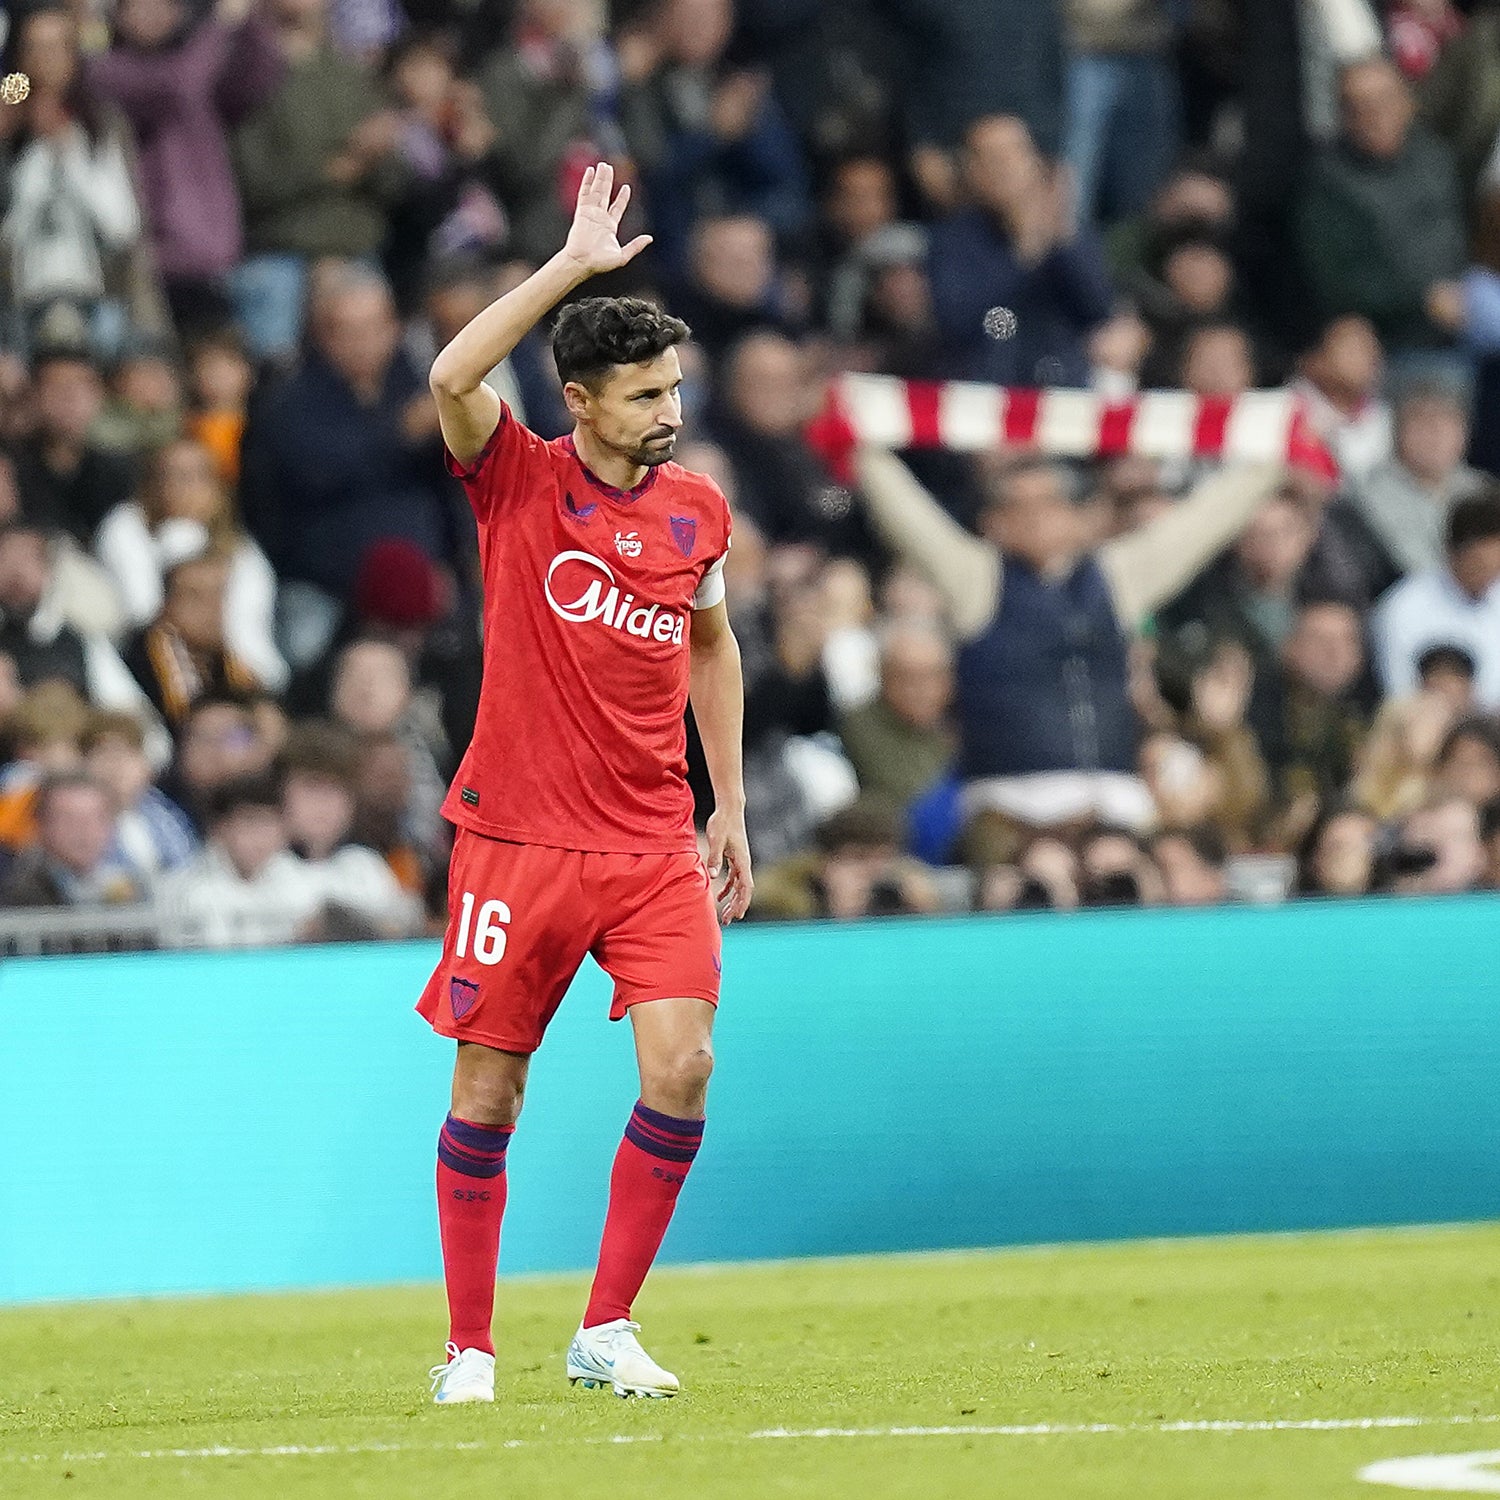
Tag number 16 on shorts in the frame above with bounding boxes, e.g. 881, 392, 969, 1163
454, 891, 511, 965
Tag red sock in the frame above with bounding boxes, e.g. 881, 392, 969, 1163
436, 1114, 514, 1356
584, 1102, 703, 1328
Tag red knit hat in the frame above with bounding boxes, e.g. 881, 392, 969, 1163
353, 539, 445, 627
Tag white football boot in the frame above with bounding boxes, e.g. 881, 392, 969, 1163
566, 1319, 680, 1399
429, 1341, 495, 1404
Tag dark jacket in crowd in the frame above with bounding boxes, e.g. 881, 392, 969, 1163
927, 208, 1114, 387
1296, 125, 1465, 351
239, 351, 454, 595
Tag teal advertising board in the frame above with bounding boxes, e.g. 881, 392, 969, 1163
1, 896, 1497, 1303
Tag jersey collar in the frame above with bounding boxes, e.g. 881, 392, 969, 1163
561, 434, 660, 505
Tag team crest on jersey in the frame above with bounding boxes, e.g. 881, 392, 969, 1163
615, 530, 642, 558
449, 976, 480, 1020
563, 490, 597, 523
670, 516, 697, 558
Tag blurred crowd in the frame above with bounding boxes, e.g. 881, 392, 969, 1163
1, 0, 1499, 947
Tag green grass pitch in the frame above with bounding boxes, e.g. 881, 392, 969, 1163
3, 1224, 1498, 1500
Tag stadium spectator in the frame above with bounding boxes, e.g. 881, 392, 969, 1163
750, 795, 942, 921
280, 720, 421, 935
837, 618, 955, 820
816, 154, 903, 338
383, 32, 505, 313
1134, 224, 1240, 382
161, 693, 276, 829
850, 226, 947, 381
1249, 599, 1372, 816
1352, 646, 1472, 821
1432, 716, 1500, 810
1384, 794, 1487, 893
1077, 822, 1163, 906
1348, 382, 1485, 579
1148, 825, 1230, 907
158, 772, 325, 946
0, 770, 143, 907
1287, 316, 1393, 485
1177, 320, 1256, 398
1297, 58, 1464, 360
87, 0, 283, 335
83, 709, 197, 879
0, 681, 91, 852
11, 348, 134, 543
96, 436, 286, 690
852, 445, 1284, 832
238, 265, 450, 597
123, 551, 265, 726
328, 636, 448, 850
1372, 490, 1500, 707
1062, 0, 1182, 228
709, 332, 868, 557
231, 0, 408, 361
349, 724, 436, 895
0, 517, 158, 723
672, 214, 796, 360
1154, 640, 1270, 849
92, 338, 185, 458
184, 329, 256, 488
617, 0, 811, 273
928, 114, 1114, 387
475, 0, 623, 267
1295, 802, 1379, 897
0, 5, 160, 356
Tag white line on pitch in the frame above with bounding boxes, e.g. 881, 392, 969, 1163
7, 1413, 1500, 1465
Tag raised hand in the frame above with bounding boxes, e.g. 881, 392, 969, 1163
562, 162, 652, 277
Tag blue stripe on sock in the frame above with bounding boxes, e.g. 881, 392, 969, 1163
624, 1121, 700, 1163
438, 1134, 507, 1178
631, 1101, 705, 1137
444, 1115, 514, 1154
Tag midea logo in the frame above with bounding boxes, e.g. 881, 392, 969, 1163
543, 551, 685, 645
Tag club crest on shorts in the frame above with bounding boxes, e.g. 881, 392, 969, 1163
449, 976, 480, 1020
669, 515, 697, 558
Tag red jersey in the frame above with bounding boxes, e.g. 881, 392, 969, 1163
442, 407, 732, 854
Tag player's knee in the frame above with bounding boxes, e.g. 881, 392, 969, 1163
452, 1051, 526, 1126
646, 1044, 713, 1105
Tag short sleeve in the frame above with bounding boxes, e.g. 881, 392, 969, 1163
444, 403, 555, 524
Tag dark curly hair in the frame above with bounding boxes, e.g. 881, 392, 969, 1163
552, 297, 690, 390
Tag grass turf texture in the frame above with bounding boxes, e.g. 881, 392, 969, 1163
2, 1225, 1498, 1500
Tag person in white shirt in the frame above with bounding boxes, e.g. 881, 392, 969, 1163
158, 774, 324, 949
94, 437, 287, 691
280, 720, 420, 937
1373, 490, 1500, 707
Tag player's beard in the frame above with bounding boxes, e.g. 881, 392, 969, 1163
631, 428, 678, 467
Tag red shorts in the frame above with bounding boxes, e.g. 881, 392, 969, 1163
416, 828, 722, 1054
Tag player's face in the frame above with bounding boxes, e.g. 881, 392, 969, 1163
580, 349, 685, 468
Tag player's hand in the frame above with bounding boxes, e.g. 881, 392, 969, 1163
562, 162, 652, 277
706, 804, 753, 925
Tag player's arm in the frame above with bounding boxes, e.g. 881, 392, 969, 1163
689, 599, 753, 925
428, 162, 652, 467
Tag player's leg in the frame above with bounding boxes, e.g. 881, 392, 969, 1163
586, 995, 713, 1327
416, 831, 589, 1402
569, 849, 721, 1397
430, 1040, 530, 1401
568, 997, 713, 1398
